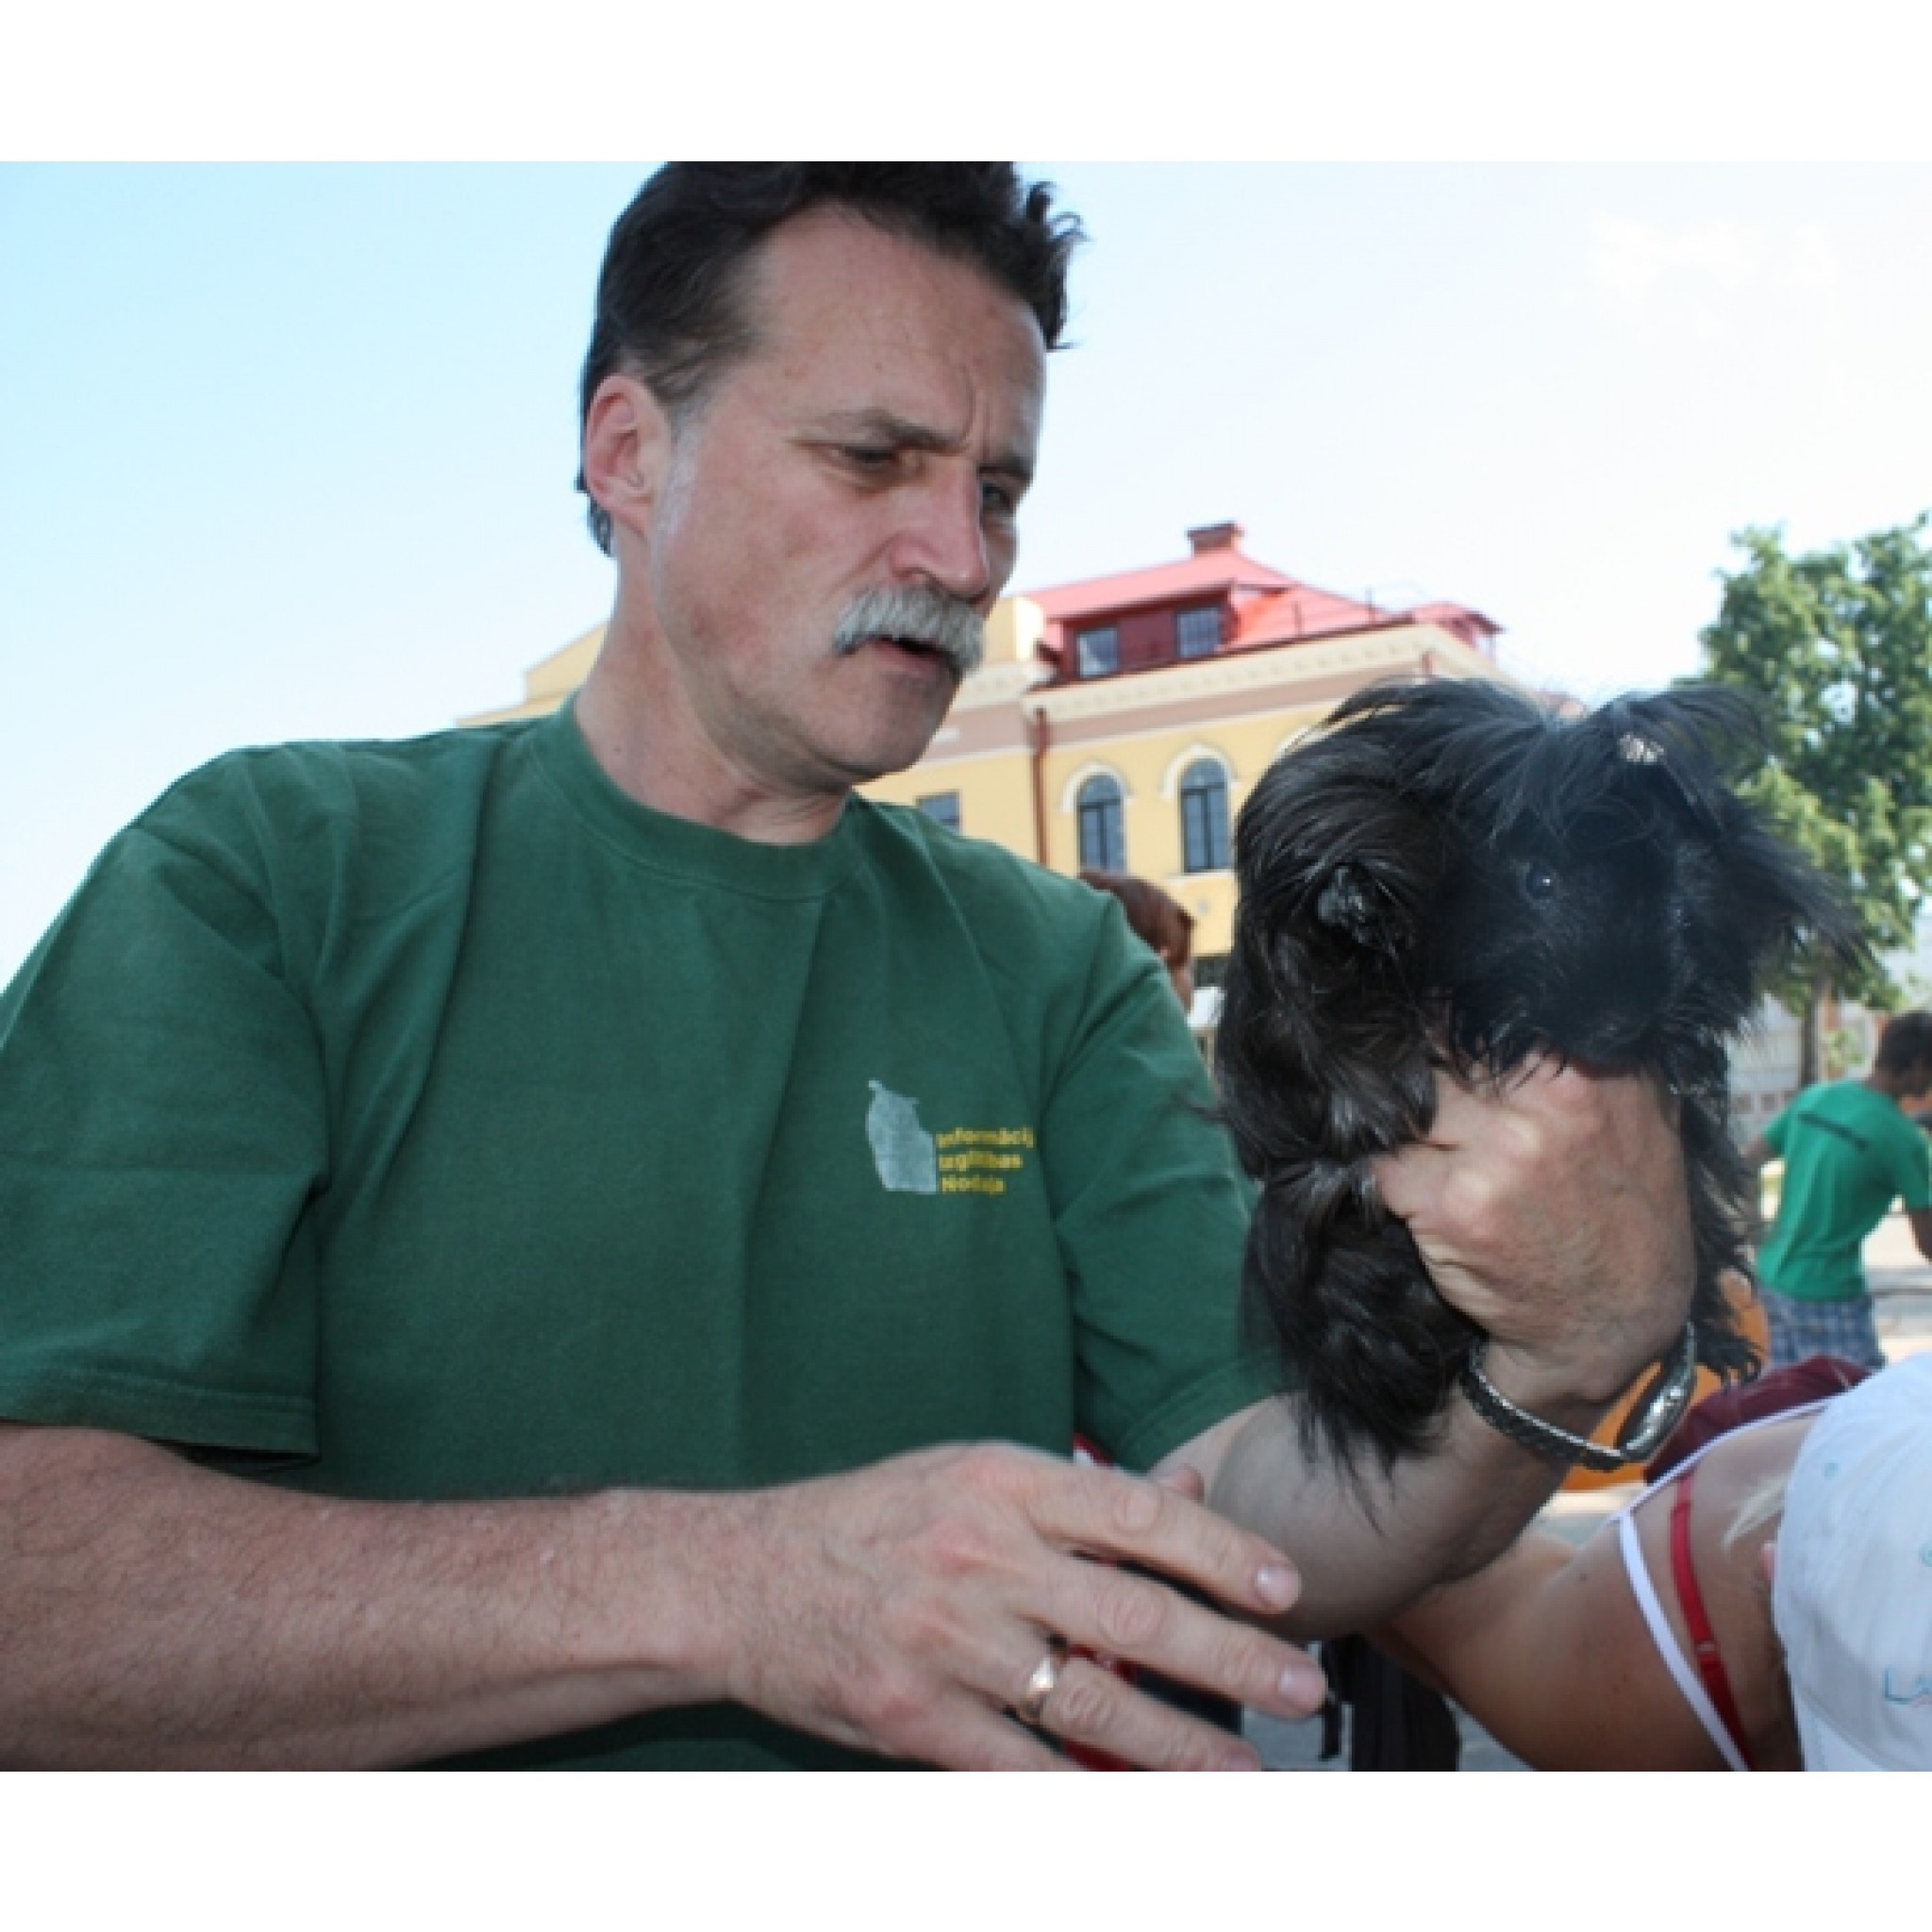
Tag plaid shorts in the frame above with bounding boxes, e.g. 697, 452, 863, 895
1760, 1286, 1887, 1374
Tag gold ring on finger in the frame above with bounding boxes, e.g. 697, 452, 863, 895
1015, 1638, 1070, 1730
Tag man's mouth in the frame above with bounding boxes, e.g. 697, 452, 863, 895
862, 633, 958, 673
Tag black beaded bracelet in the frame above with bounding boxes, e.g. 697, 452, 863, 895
1457, 1323, 1701, 1474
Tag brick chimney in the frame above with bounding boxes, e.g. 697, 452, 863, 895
1186, 521, 1244, 556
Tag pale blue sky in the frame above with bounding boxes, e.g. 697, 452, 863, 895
7, 162, 1932, 979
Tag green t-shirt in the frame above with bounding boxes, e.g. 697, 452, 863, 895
1757, 1078, 1932, 1303
0, 704, 1274, 1768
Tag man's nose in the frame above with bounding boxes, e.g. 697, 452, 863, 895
891, 471, 995, 607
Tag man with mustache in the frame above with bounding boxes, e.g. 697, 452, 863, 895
0, 165, 1697, 1769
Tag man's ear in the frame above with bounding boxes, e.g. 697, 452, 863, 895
580, 374, 674, 545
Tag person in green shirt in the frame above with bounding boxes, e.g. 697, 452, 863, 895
0, 165, 1700, 1770
1746, 1011, 1932, 1372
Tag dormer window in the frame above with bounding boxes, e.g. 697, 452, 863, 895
1075, 625, 1120, 677
1176, 605, 1221, 659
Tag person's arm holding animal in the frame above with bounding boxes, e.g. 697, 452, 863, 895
1176, 1059, 1700, 1632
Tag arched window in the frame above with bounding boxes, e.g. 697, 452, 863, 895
1076, 774, 1126, 873
1179, 760, 1229, 874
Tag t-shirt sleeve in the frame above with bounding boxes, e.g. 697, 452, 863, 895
1041, 901, 1284, 1471
0, 776, 325, 1457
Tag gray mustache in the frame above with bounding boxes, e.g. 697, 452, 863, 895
833, 585, 985, 678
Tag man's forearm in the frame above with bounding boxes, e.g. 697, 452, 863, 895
0, 1424, 737, 1768
1195, 1339, 1640, 1636
1198, 1404, 1559, 1636
0, 1423, 1324, 1771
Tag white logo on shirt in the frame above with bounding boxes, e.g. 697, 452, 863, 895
866, 1081, 939, 1194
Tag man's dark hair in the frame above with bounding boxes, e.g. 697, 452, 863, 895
575, 163, 1083, 554
1875, 1010, 1932, 1074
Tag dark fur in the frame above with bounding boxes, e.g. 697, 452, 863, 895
1215, 678, 1863, 1476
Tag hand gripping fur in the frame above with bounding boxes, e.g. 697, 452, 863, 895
1214, 677, 1864, 1478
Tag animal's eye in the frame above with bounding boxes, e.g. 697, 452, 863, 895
1524, 862, 1557, 901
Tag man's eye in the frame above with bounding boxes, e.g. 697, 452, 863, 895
841, 446, 896, 474
981, 479, 1018, 518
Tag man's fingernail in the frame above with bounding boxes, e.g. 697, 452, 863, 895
1257, 1562, 1298, 1608
1279, 1664, 1326, 1710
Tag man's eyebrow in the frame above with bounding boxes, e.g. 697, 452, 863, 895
816, 409, 1035, 487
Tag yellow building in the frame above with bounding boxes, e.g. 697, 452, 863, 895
466, 521, 1516, 972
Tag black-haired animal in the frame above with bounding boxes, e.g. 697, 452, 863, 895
1215, 677, 1862, 1477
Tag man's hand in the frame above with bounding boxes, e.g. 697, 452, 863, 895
1373, 1058, 1696, 1408
702, 1442, 1327, 1770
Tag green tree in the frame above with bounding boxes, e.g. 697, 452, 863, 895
1696, 516, 1932, 1084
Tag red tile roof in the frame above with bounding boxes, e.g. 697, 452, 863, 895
1026, 548, 1294, 620
1022, 532, 1499, 677
1230, 584, 1389, 648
